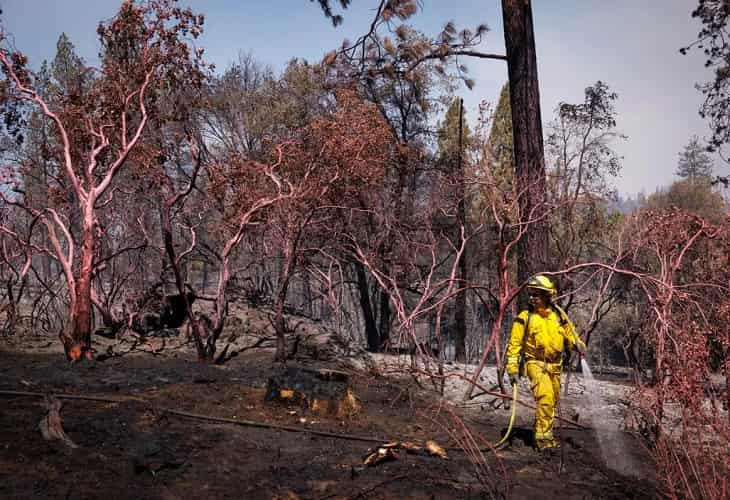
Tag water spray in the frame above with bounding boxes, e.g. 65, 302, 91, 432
580, 356, 640, 476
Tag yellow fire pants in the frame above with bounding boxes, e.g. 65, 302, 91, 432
525, 360, 562, 448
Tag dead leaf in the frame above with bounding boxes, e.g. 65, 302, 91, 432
363, 446, 399, 466
322, 51, 337, 66
425, 440, 447, 459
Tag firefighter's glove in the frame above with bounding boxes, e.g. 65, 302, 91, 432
575, 338, 587, 356
508, 373, 519, 386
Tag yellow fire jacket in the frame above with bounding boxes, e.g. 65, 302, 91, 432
505, 306, 583, 376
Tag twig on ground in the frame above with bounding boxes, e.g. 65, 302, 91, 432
164, 408, 394, 443
1, 389, 145, 404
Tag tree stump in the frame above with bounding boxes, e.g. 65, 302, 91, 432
132, 291, 195, 334
264, 366, 360, 418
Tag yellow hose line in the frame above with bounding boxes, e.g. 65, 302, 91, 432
494, 382, 518, 449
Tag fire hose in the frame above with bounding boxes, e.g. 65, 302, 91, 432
494, 381, 518, 449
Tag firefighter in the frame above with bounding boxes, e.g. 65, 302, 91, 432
505, 275, 586, 451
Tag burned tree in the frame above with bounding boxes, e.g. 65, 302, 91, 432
265, 90, 393, 362
0, 1, 207, 360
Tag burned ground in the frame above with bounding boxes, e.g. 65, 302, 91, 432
0, 333, 657, 500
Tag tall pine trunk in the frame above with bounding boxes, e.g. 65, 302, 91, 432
502, 0, 550, 294
454, 98, 467, 362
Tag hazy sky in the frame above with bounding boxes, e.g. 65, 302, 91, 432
0, 0, 721, 196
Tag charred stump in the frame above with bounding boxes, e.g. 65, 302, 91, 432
265, 366, 360, 418
131, 291, 195, 334
160, 291, 195, 328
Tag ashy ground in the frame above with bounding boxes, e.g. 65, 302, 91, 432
0, 319, 657, 499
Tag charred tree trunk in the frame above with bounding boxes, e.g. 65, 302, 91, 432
201, 259, 209, 293
159, 169, 208, 360
274, 296, 288, 363
454, 98, 467, 362
3, 275, 27, 335
95, 302, 116, 328
4, 282, 17, 333
502, 0, 549, 298
274, 233, 300, 363
273, 271, 290, 363
162, 218, 205, 357
90, 290, 124, 340
355, 262, 380, 352
454, 263, 467, 361
302, 272, 313, 318
41, 252, 52, 285
378, 286, 391, 349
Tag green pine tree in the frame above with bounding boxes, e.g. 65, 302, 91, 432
437, 97, 472, 167
676, 135, 714, 182
487, 83, 514, 185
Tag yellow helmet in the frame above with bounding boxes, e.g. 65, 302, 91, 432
527, 275, 557, 298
